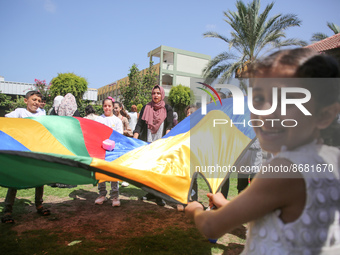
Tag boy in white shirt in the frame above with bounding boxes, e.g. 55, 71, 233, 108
5, 91, 46, 118
37, 96, 46, 115
2, 91, 49, 224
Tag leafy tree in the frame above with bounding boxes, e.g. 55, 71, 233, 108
203, 0, 306, 83
0, 92, 12, 107
49, 73, 88, 103
168, 84, 195, 121
0, 92, 26, 115
136, 104, 143, 113
1, 90, 52, 115
311, 22, 340, 42
141, 61, 158, 104
120, 61, 158, 110
120, 64, 142, 110
8, 96, 26, 112
78, 100, 103, 117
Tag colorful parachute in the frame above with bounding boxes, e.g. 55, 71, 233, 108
0, 98, 255, 204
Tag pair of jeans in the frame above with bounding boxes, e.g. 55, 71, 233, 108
98, 182, 119, 199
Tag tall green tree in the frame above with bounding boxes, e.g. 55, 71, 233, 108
168, 84, 195, 121
141, 61, 158, 104
120, 64, 142, 110
49, 73, 88, 103
120, 61, 158, 110
311, 22, 340, 42
203, 0, 306, 83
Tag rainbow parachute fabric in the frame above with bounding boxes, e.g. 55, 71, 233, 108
0, 98, 255, 204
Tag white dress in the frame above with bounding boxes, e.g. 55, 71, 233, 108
84, 113, 98, 121
95, 114, 123, 134
241, 141, 340, 255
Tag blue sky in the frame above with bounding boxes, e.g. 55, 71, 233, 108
1, 0, 339, 89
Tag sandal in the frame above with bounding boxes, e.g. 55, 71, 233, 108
37, 207, 51, 216
1, 213, 15, 224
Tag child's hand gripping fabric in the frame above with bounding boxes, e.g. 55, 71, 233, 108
207, 192, 229, 209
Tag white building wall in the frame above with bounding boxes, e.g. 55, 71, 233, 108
0, 81, 34, 95
0, 80, 97, 101
176, 76, 191, 87
176, 54, 209, 75
82, 89, 98, 101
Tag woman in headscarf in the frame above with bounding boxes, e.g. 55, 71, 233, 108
50, 93, 80, 188
133, 85, 173, 142
133, 85, 173, 206
48, 95, 64, 115
57, 93, 80, 117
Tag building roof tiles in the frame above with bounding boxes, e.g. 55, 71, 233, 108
305, 33, 340, 52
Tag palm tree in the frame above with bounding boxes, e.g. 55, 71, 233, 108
311, 22, 340, 42
203, 0, 307, 83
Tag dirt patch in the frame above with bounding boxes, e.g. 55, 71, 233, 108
10, 187, 192, 239
2, 185, 246, 254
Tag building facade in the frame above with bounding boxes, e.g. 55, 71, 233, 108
97, 45, 211, 103
0, 76, 97, 101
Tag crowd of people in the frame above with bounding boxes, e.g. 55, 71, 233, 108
1, 47, 340, 253
1, 84, 180, 221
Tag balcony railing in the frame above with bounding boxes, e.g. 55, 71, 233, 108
162, 63, 174, 71
161, 85, 172, 90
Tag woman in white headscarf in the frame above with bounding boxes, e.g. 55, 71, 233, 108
48, 95, 64, 115
49, 93, 80, 189
57, 93, 80, 117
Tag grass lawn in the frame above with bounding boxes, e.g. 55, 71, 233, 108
0, 177, 246, 255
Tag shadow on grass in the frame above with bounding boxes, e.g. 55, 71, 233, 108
0, 185, 245, 254
117, 226, 228, 255
67, 184, 147, 201
119, 185, 148, 198
68, 188, 98, 201
0, 198, 33, 220
221, 243, 245, 255
0, 224, 234, 255
230, 224, 246, 240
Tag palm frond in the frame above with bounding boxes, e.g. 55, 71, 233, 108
327, 22, 340, 34
203, 32, 230, 44
203, 0, 305, 83
310, 22, 339, 43
311, 33, 328, 42
202, 52, 238, 78
204, 63, 233, 82
273, 38, 307, 47
219, 60, 245, 83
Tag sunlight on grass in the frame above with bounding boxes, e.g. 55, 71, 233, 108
211, 247, 225, 255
